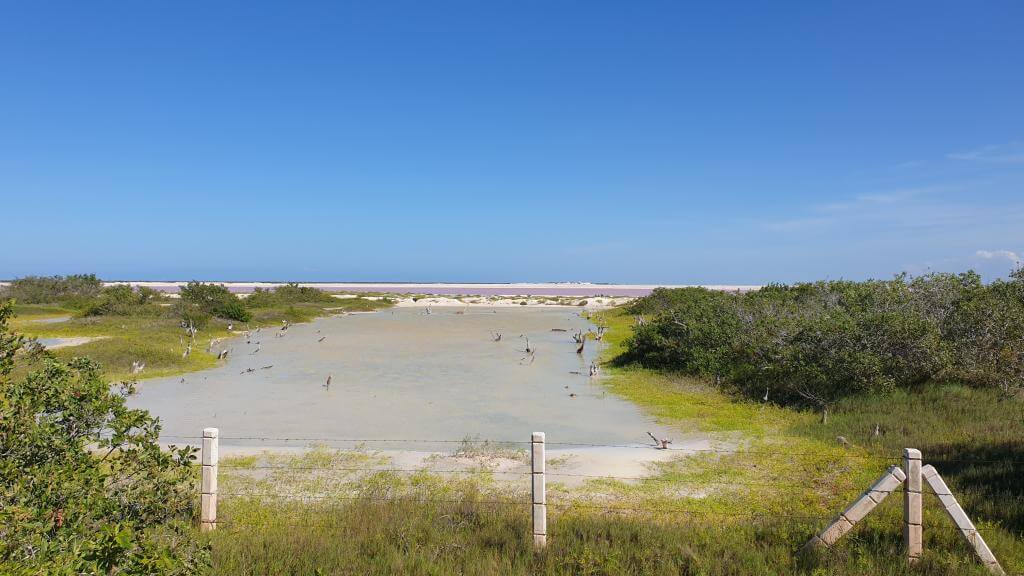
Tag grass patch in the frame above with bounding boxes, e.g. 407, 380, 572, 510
9, 296, 394, 381
201, 304, 1023, 574
10, 303, 76, 319
588, 307, 1024, 572
11, 314, 232, 381
208, 480, 1003, 575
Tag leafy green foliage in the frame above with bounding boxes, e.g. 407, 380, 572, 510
2, 276, 166, 318
942, 269, 1024, 395
1, 274, 103, 307
0, 300, 208, 573
624, 288, 741, 376
622, 271, 1024, 410
83, 284, 165, 317
244, 283, 336, 308
179, 281, 251, 322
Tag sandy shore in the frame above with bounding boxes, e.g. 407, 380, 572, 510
77, 281, 762, 297
199, 436, 728, 489
38, 336, 108, 349
390, 295, 632, 309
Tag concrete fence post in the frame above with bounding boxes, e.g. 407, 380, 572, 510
803, 465, 906, 550
201, 427, 219, 532
904, 448, 922, 563
922, 465, 1005, 575
531, 431, 547, 549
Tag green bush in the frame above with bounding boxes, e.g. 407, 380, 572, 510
173, 302, 211, 331
942, 269, 1024, 395
83, 285, 164, 317
179, 281, 251, 322
625, 288, 741, 377
215, 299, 251, 323
244, 283, 335, 308
0, 301, 208, 573
621, 271, 1024, 412
1, 274, 103, 306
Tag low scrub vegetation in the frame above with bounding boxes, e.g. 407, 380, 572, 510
3, 274, 1020, 574
1, 274, 103, 308
243, 283, 337, 307
621, 270, 1024, 416
5, 277, 393, 380
0, 301, 206, 574
83, 284, 167, 317
179, 281, 251, 323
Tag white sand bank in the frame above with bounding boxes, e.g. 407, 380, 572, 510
391, 296, 632, 309
38, 336, 108, 349
206, 436, 727, 489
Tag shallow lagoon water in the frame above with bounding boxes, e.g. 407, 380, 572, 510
130, 307, 661, 449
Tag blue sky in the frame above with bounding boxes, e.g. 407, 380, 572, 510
1, 1, 1022, 283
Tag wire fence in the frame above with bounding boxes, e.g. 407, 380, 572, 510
160, 432, 1024, 467
180, 432, 1016, 539
188, 433, 1019, 574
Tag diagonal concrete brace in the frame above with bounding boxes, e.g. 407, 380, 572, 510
804, 465, 906, 550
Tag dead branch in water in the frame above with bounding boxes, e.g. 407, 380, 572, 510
646, 431, 672, 449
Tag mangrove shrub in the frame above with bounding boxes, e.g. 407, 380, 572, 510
622, 271, 1024, 411
0, 301, 208, 574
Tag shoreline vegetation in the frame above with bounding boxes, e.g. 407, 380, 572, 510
2, 272, 1022, 574
5, 275, 634, 382
4, 276, 404, 381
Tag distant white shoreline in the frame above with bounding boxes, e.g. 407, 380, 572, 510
0, 280, 762, 297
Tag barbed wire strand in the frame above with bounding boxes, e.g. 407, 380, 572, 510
213, 461, 904, 487
219, 463, 532, 473
158, 434, 1022, 465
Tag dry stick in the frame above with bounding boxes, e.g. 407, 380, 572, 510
922, 465, 1006, 575
804, 465, 906, 549
201, 427, 219, 532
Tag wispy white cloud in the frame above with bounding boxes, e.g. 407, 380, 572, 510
975, 249, 1021, 265
947, 142, 1024, 164
762, 182, 1024, 236
815, 188, 928, 214
854, 190, 919, 205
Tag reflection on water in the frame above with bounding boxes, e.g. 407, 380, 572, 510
129, 307, 657, 448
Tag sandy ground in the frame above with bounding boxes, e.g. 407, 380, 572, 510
55, 281, 763, 297
38, 336, 108, 349
389, 295, 632, 309
205, 434, 728, 489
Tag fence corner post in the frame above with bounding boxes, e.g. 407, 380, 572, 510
201, 427, 219, 532
531, 431, 547, 549
904, 448, 922, 563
